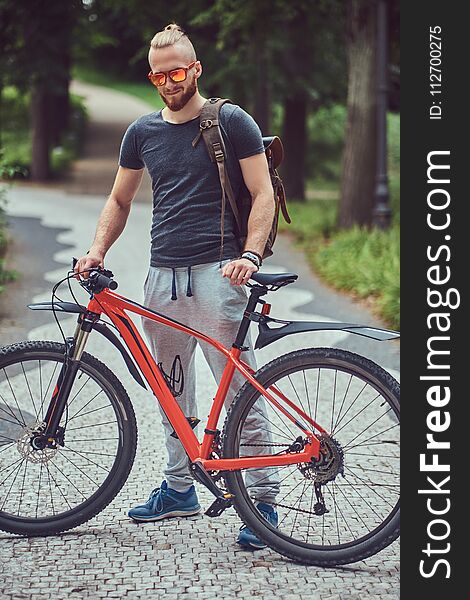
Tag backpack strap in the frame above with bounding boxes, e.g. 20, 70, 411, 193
192, 98, 242, 262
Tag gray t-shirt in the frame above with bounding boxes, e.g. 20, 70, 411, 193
119, 103, 264, 267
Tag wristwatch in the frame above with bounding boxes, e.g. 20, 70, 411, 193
241, 251, 262, 269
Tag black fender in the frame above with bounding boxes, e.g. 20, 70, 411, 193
254, 316, 400, 350
28, 302, 147, 389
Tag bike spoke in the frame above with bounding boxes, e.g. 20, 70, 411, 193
289, 480, 308, 538
66, 375, 92, 409
21, 363, 38, 419
61, 447, 116, 458
287, 374, 309, 426
44, 462, 57, 516
42, 361, 59, 414
334, 482, 370, 531
0, 455, 25, 479
66, 419, 117, 431
342, 422, 399, 451
67, 402, 110, 423
0, 414, 23, 427
332, 374, 353, 432
59, 451, 102, 486
249, 404, 297, 442
49, 458, 88, 501
303, 370, 312, 430
67, 437, 119, 443
35, 462, 44, 518
2, 368, 27, 427
344, 466, 396, 509
17, 458, 29, 515
314, 368, 321, 423
1, 457, 26, 511
0, 399, 25, 428
330, 369, 337, 432
333, 392, 381, 437
45, 461, 73, 513
61, 446, 111, 473
331, 382, 368, 434
0, 441, 15, 454
338, 474, 384, 521
67, 389, 105, 421
330, 484, 341, 545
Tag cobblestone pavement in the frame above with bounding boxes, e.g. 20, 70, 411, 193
0, 188, 399, 599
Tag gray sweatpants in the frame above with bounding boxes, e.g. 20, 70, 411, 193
141, 260, 280, 501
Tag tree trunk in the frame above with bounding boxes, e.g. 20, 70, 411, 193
49, 88, 70, 148
30, 85, 50, 181
281, 95, 307, 201
49, 53, 71, 147
338, 0, 377, 228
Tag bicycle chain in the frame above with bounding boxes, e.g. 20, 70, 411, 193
269, 501, 322, 517
239, 443, 289, 448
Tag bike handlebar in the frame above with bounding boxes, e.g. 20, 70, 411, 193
72, 258, 118, 293
89, 271, 118, 291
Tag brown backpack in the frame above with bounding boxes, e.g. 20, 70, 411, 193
192, 97, 291, 261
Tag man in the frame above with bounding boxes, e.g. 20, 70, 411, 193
74, 23, 279, 549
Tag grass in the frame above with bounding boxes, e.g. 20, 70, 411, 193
73, 65, 164, 110
313, 226, 400, 329
0, 185, 17, 293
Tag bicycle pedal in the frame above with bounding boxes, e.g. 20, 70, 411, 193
170, 416, 200, 439
205, 494, 234, 518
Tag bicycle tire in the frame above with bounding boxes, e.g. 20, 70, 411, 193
222, 347, 400, 566
0, 341, 138, 536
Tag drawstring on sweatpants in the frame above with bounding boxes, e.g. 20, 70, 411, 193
186, 266, 193, 297
171, 268, 177, 301
170, 266, 193, 300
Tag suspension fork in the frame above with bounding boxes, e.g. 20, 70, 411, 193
42, 311, 99, 438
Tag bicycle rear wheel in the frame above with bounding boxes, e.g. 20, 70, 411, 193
222, 347, 400, 566
0, 341, 137, 535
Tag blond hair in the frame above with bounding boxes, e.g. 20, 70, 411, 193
149, 24, 196, 61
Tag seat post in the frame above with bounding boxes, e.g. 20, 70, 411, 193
233, 285, 267, 350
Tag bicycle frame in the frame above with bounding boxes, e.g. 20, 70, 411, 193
62, 288, 323, 473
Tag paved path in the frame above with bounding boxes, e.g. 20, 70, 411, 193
0, 81, 399, 599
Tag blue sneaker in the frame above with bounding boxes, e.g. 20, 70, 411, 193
128, 481, 201, 522
236, 502, 278, 549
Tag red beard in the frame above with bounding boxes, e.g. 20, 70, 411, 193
159, 77, 197, 112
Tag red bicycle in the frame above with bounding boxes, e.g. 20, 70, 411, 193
0, 265, 400, 566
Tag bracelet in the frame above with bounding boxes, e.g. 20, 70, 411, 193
241, 251, 261, 268
243, 250, 263, 265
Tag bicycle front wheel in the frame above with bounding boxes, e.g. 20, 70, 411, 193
222, 347, 400, 566
0, 341, 138, 536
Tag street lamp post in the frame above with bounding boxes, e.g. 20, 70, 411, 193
373, 0, 392, 228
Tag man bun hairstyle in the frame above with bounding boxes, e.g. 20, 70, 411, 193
150, 23, 196, 61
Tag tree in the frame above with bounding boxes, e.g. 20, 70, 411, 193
0, 1, 82, 180
193, 0, 346, 201
338, 0, 380, 227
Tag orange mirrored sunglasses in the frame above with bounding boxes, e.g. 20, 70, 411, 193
147, 61, 197, 87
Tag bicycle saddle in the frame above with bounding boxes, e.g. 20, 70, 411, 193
250, 272, 298, 288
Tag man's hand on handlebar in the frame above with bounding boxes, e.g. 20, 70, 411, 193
73, 249, 105, 280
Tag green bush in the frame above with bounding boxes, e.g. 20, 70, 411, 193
304, 104, 400, 187
0, 87, 88, 179
313, 226, 400, 329
0, 180, 17, 293
307, 104, 347, 181
279, 198, 338, 244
